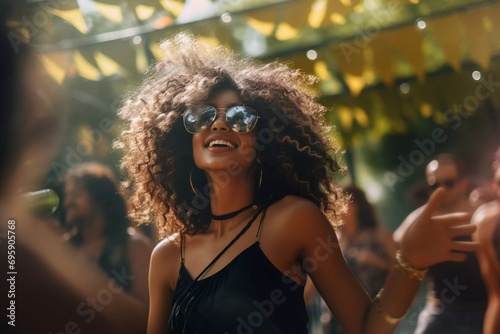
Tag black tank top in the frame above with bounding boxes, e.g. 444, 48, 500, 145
168, 208, 308, 333
428, 235, 487, 306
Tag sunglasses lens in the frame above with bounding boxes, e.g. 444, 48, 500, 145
226, 106, 258, 133
183, 106, 216, 133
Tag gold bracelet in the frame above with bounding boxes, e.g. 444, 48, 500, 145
373, 289, 404, 325
395, 250, 428, 281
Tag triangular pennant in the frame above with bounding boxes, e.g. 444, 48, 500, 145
159, 0, 185, 18
283, 0, 313, 29
332, 43, 366, 95
94, 51, 122, 76
429, 15, 463, 72
94, 2, 123, 23
486, 5, 500, 50
135, 5, 156, 21
461, 10, 491, 70
47, 8, 88, 34
386, 26, 425, 83
39, 53, 67, 84
73, 50, 101, 81
276, 0, 312, 40
370, 35, 395, 86
245, 7, 280, 36
321, 0, 352, 27
99, 40, 137, 76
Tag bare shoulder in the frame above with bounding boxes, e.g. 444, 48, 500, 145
473, 201, 500, 240
268, 195, 330, 225
150, 234, 182, 289
473, 201, 499, 224
152, 233, 181, 262
265, 195, 334, 243
260, 195, 340, 274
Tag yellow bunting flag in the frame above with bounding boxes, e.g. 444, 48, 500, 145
429, 15, 463, 72
462, 10, 491, 71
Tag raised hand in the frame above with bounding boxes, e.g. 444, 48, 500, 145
400, 188, 478, 269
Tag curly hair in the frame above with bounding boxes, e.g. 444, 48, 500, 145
116, 33, 345, 238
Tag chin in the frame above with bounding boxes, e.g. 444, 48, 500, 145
196, 156, 230, 170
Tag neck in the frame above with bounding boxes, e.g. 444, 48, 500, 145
206, 169, 256, 215
205, 170, 257, 236
209, 208, 258, 237
210, 201, 255, 220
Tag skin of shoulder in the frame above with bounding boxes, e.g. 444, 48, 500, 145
472, 201, 500, 276
147, 234, 181, 334
263, 195, 338, 263
472, 201, 500, 334
265, 195, 371, 333
151, 234, 182, 292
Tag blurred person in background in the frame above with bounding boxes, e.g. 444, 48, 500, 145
337, 185, 397, 298
472, 148, 500, 334
394, 154, 487, 334
63, 162, 152, 306
0, 4, 148, 332
307, 185, 396, 333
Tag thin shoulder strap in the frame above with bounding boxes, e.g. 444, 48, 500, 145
255, 207, 268, 242
193, 207, 265, 282
180, 233, 185, 264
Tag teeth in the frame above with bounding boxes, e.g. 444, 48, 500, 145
208, 139, 235, 148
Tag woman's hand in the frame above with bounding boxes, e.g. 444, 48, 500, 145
400, 187, 478, 269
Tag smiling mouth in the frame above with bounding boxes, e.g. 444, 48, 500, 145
207, 139, 237, 149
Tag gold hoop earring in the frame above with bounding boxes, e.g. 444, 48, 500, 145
189, 167, 204, 198
257, 166, 263, 193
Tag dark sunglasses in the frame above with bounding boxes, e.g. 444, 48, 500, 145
183, 105, 259, 134
429, 178, 457, 190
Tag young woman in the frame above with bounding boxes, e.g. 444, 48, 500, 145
338, 185, 397, 299
63, 162, 152, 305
117, 34, 477, 334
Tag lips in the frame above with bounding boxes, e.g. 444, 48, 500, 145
204, 137, 238, 149
208, 139, 236, 148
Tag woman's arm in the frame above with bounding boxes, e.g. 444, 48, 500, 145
286, 188, 477, 334
147, 238, 178, 334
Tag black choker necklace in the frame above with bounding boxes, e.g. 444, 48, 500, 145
210, 202, 256, 221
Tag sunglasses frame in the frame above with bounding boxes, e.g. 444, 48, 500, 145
182, 105, 259, 134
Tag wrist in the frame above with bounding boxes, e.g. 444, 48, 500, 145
373, 288, 405, 325
395, 250, 428, 281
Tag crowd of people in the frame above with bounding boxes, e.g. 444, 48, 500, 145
2, 11, 499, 334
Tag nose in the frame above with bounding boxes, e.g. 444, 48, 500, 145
210, 111, 229, 131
